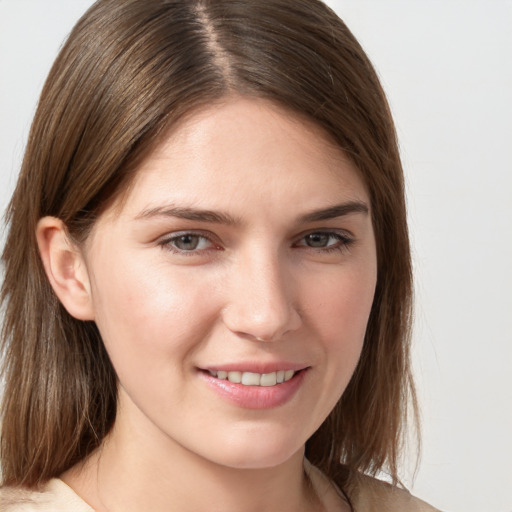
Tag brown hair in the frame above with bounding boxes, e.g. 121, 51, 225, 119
1, 0, 417, 496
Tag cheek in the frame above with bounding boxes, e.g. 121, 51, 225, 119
302, 264, 376, 346
294, 264, 376, 427
88, 254, 221, 372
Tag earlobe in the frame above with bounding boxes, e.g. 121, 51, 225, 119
36, 216, 95, 321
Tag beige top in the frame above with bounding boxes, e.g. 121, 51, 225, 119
347, 473, 441, 512
0, 475, 440, 511
0, 479, 93, 512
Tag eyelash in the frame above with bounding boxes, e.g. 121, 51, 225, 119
158, 231, 219, 256
158, 230, 354, 255
293, 231, 354, 254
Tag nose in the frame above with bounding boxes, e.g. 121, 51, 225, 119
221, 249, 302, 342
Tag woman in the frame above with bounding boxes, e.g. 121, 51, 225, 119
0, 0, 439, 510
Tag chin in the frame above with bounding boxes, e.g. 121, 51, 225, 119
217, 450, 301, 471
201, 427, 306, 470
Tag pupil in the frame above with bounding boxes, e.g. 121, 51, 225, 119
307, 233, 329, 247
176, 235, 199, 250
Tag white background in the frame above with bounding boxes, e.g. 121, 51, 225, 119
1, 1, 511, 511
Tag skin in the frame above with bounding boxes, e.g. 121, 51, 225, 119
38, 97, 377, 512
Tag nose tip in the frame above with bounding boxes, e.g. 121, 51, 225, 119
223, 301, 302, 342
221, 257, 302, 342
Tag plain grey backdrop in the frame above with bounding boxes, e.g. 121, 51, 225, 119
1, 1, 511, 511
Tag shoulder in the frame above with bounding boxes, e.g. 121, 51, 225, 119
0, 479, 94, 512
350, 473, 441, 512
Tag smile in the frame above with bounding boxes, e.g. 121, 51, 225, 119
207, 370, 296, 387
201, 367, 307, 409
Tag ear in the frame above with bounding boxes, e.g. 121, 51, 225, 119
36, 216, 95, 321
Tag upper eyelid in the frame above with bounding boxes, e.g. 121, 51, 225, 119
293, 228, 354, 241
159, 229, 217, 242
158, 227, 352, 237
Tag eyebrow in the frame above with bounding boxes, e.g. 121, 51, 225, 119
134, 200, 369, 225
298, 201, 369, 223
134, 205, 240, 225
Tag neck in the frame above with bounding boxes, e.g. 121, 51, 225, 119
62, 394, 324, 512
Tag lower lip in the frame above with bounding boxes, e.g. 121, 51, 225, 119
199, 370, 307, 410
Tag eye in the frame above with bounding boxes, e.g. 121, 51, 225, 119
304, 233, 334, 248
294, 231, 353, 252
159, 232, 218, 253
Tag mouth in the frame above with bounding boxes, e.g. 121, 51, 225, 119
199, 366, 308, 409
206, 369, 297, 387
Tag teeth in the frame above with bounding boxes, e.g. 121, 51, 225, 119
241, 372, 260, 386
227, 371, 242, 383
260, 373, 277, 387
208, 370, 297, 386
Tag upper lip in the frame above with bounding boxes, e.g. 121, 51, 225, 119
199, 362, 309, 374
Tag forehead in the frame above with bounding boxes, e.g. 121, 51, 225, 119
104, 97, 369, 224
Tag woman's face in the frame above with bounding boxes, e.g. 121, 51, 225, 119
82, 97, 377, 469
